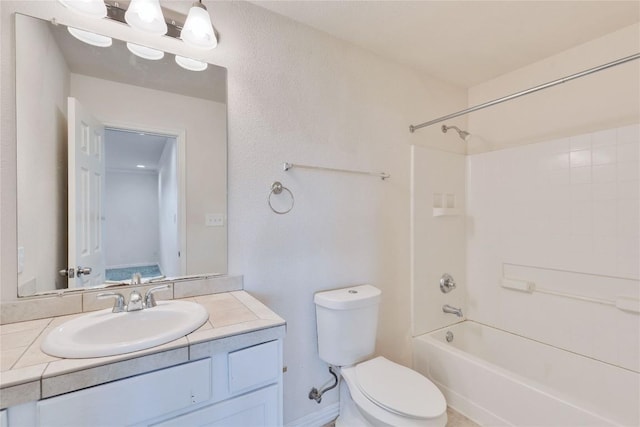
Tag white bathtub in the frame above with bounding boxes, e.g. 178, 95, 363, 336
413, 321, 639, 426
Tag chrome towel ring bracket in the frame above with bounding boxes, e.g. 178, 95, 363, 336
268, 181, 294, 215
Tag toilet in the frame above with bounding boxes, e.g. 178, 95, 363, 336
314, 285, 447, 427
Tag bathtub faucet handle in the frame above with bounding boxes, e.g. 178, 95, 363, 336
440, 273, 456, 293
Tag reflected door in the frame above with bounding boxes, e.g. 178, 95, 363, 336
67, 97, 106, 288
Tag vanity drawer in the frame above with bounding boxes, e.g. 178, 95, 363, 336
151, 384, 279, 427
37, 359, 211, 427
228, 340, 279, 393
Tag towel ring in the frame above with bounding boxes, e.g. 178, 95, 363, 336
268, 181, 294, 214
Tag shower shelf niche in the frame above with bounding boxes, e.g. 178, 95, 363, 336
432, 193, 461, 216
433, 208, 462, 217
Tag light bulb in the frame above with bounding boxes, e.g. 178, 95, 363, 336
127, 43, 165, 60
67, 27, 112, 47
136, 3, 156, 23
58, 0, 107, 19
125, 0, 167, 35
181, 2, 217, 50
175, 55, 208, 72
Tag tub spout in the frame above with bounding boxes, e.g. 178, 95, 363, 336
443, 304, 463, 317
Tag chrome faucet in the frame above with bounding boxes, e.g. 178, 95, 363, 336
131, 272, 142, 285
442, 304, 463, 317
127, 290, 144, 311
97, 292, 126, 313
97, 285, 171, 313
144, 284, 170, 308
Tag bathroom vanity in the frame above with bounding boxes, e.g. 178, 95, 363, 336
0, 287, 285, 426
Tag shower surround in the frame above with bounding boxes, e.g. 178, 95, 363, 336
411, 124, 639, 425
466, 124, 639, 372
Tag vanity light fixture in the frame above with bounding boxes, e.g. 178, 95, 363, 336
58, 0, 107, 19
136, 164, 146, 168
125, 0, 168, 35
67, 26, 113, 47
59, 0, 215, 70
175, 55, 208, 72
181, 1, 217, 50
126, 42, 165, 60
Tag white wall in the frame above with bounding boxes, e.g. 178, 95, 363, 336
15, 14, 69, 294
467, 23, 640, 153
215, 4, 468, 422
104, 170, 160, 269
158, 139, 180, 277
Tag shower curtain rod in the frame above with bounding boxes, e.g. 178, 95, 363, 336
409, 53, 640, 133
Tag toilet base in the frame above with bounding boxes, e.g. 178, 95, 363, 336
335, 381, 374, 427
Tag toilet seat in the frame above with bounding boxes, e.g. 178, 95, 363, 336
351, 357, 446, 420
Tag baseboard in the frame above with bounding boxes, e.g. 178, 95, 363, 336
285, 403, 340, 427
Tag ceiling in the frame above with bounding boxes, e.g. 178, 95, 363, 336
105, 129, 173, 172
250, 1, 640, 88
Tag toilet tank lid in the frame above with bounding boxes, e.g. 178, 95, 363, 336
314, 285, 381, 310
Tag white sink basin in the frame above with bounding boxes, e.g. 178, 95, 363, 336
41, 300, 209, 358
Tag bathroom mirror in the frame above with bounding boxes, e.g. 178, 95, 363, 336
15, 13, 227, 297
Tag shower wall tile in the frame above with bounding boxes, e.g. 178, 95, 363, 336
466, 123, 640, 372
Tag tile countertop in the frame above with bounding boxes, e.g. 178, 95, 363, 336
0, 291, 286, 409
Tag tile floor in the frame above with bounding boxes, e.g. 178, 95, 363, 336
321, 407, 480, 427
446, 407, 480, 427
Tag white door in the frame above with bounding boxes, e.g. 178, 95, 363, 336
67, 98, 106, 288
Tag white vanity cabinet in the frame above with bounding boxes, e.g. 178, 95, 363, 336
6, 338, 283, 427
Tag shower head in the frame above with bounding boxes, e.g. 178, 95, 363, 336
441, 124, 471, 142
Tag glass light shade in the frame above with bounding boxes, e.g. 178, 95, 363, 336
58, 0, 107, 19
127, 42, 165, 60
125, 0, 167, 35
67, 27, 112, 47
181, 5, 217, 49
175, 55, 208, 72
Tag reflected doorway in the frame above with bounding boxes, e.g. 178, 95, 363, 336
104, 128, 180, 282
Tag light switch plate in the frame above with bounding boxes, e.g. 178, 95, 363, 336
205, 213, 224, 227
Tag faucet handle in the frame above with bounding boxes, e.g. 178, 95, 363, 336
144, 284, 170, 308
97, 292, 126, 313
127, 290, 144, 311
440, 273, 456, 293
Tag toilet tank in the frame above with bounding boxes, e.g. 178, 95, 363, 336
314, 284, 381, 367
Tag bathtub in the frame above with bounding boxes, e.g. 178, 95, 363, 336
413, 321, 639, 426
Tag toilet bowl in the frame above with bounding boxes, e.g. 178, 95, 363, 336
337, 357, 447, 427
314, 285, 447, 427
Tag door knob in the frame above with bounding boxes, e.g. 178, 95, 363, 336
59, 268, 75, 278
77, 266, 92, 276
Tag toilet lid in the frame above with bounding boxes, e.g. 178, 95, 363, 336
354, 357, 446, 419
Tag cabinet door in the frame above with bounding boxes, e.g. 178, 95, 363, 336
228, 340, 280, 394
38, 359, 211, 427
152, 385, 279, 427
